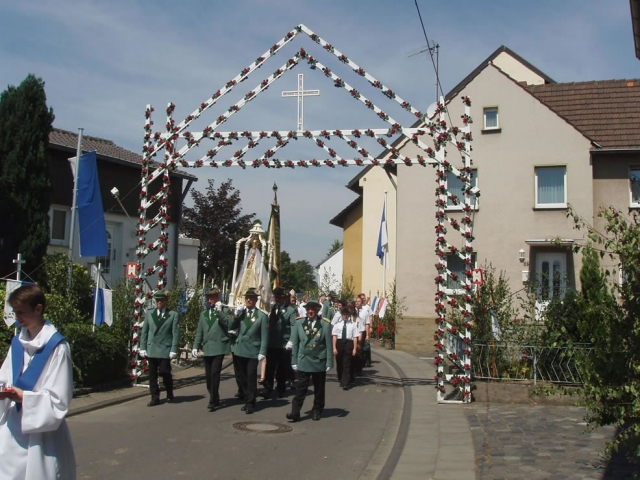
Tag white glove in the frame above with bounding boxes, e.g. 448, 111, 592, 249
169, 352, 177, 360
138, 350, 147, 358
191, 349, 198, 358
215, 301, 222, 312
292, 364, 298, 371
285, 341, 293, 350
326, 366, 331, 372
258, 354, 265, 362
234, 305, 245, 316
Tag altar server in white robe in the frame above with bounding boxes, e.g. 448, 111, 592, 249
0, 284, 76, 479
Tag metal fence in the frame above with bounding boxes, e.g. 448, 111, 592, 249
470, 341, 592, 385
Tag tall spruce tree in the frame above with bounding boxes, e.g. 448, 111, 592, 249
0, 74, 55, 278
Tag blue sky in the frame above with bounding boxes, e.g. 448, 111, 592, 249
1, 0, 638, 266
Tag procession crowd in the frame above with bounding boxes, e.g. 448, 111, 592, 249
0, 283, 375, 478
139, 287, 373, 422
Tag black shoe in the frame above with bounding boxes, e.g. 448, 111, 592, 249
207, 404, 217, 411
286, 413, 300, 422
312, 411, 321, 421
261, 388, 272, 400
241, 405, 247, 411
365, 363, 372, 368
245, 405, 255, 415
343, 386, 350, 391
166, 395, 175, 403
147, 399, 160, 407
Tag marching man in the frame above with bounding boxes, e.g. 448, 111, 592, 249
286, 298, 333, 422
139, 290, 180, 406
192, 287, 233, 411
230, 288, 268, 415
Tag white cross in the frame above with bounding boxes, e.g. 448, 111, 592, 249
282, 74, 320, 132
13, 253, 25, 281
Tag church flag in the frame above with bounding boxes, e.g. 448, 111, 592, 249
4, 280, 32, 326
76, 151, 108, 257
267, 190, 281, 288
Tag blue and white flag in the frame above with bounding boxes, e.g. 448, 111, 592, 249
76, 151, 108, 257
4, 280, 31, 327
371, 296, 379, 316
376, 200, 388, 268
94, 287, 113, 326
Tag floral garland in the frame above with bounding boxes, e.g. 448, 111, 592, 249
132, 25, 478, 389
433, 96, 475, 403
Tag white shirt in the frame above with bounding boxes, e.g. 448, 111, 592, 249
332, 318, 359, 341
331, 311, 342, 326
297, 303, 307, 318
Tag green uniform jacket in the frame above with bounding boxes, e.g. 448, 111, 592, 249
268, 303, 297, 349
231, 308, 268, 359
193, 306, 233, 357
140, 309, 180, 358
321, 300, 333, 320
291, 316, 334, 372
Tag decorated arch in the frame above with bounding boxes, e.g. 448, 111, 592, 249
130, 24, 478, 403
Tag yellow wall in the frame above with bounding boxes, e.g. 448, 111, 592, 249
342, 203, 363, 293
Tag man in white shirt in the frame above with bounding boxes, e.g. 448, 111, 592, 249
354, 296, 370, 375
359, 293, 373, 368
331, 299, 347, 325
332, 307, 359, 390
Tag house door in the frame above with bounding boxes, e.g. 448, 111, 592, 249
535, 252, 567, 319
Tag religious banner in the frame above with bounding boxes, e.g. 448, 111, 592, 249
4, 280, 31, 327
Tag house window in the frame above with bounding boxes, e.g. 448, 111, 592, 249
535, 166, 566, 208
50, 207, 70, 246
446, 252, 477, 293
630, 168, 640, 207
483, 107, 499, 130
97, 230, 112, 274
446, 170, 478, 209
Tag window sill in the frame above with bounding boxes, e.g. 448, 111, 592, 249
481, 128, 501, 135
533, 204, 567, 211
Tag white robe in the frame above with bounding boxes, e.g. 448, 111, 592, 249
0, 321, 76, 479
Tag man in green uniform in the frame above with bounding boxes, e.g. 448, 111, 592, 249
286, 298, 333, 422
192, 287, 233, 411
262, 287, 297, 399
230, 288, 268, 414
139, 290, 180, 407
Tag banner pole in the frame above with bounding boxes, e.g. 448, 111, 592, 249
67, 128, 84, 290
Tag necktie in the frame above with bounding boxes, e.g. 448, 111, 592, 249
342, 321, 347, 341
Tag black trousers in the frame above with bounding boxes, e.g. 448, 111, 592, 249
291, 370, 326, 416
335, 339, 354, 387
232, 353, 244, 398
203, 355, 224, 406
148, 357, 173, 401
264, 347, 289, 394
236, 356, 258, 406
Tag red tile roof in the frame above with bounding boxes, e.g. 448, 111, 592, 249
526, 79, 640, 149
49, 128, 196, 179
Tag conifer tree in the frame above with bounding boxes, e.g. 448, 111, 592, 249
0, 74, 55, 278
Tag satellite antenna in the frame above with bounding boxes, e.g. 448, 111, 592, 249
408, 40, 440, 106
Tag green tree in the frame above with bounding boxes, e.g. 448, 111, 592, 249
566, 205, 640, 461
279, 251, 317, 293
326, 239, 342, 258
181, 179, 255, 284
0, 74, 55, 278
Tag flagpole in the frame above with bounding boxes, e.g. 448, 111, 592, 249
92, 262, 101, 332
67, 128, 84, 290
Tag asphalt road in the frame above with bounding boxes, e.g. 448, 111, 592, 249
69, 357, 402, 480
